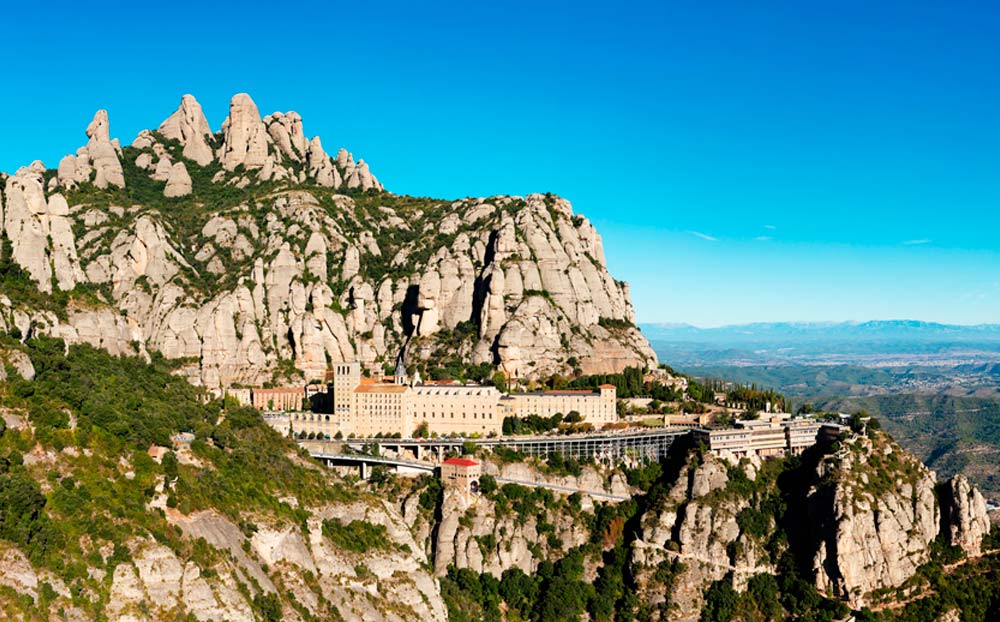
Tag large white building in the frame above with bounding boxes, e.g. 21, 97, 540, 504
273, 362, 619, 439
693, 415, 824, 459
499, 385, 617, 427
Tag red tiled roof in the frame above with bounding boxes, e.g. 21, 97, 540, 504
598, 384, 617, 390
355, 384, 408, 393
443, 458, 479, 467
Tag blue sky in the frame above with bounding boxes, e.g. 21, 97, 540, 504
1, 0, 998, 326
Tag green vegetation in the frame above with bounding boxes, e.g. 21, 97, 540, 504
502, 413, 564, 435
597, 317, 635, 330
0, 334, 354, 585
321, 518, 396, 554
818, 393, 1000, 498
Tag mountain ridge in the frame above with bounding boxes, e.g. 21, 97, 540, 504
0, 93, 656, 387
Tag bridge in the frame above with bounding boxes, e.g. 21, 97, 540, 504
301, 426, 693, 465
306, 447, 633, 501
302, 427, 694, 497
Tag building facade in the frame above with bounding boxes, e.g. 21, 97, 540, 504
441, 457, 481, 502
252, 387, 305, 411
411, 384, 502, 437
500, 385, 617, 426
694, 416, 823, 459
258, 363, 620, 439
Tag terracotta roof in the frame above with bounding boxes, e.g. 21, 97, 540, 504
598, 384, 617, 390
443, 458, 479, 467
355, 384, 408, 394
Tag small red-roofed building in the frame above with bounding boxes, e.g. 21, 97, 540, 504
441, 457, 482, 502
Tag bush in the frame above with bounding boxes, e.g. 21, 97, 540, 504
321, 518, 395, 554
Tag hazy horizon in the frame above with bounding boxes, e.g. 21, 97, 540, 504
638, 319, 1000, 330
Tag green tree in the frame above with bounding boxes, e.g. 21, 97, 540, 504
492, 371, 508, 393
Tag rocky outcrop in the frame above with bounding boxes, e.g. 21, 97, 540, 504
3, 162, 84, 292
0, 94, 653, 387
157, 94, 214, 165
0, 348, 35, 381
809, 432, 939, 608
55, 110, 125, 190
0, 503, 447, 622
631, 450, 774, 621
428, 459, 627, 579
940, 474, 991, 556
218, 93, 270, 171
162, 161, 192, 197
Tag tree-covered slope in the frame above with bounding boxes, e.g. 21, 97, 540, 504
0, 336, 449, 621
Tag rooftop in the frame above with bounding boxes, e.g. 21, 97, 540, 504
443, 457, 479, 467
355, 384, 408, 394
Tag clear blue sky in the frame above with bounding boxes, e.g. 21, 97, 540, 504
2, 0, 998, 327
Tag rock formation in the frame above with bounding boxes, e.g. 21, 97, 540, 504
163, 162, 192, 197
0, 94, 654, 387
940, 474, 991, 556
218, 93, 270, 171
631, 449, 775, 620
157, 94, 214, 165
54, 110, 125, 190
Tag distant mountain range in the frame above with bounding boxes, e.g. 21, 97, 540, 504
640, 320, 1000, 375
640, 320, 1000, 345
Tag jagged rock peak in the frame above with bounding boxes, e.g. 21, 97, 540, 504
942, 474, 991, 556
86, 109, 111, 143
54, 109, 126, 190
265, 110, 307, 161
158, 94, 214, 165
218, 92, 270, 171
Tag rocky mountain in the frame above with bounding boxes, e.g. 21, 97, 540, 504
0, 340, 997, 621
0, 93, 655, 387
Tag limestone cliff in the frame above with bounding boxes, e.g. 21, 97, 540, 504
626, 432, 994, 619
808, 431, 941, 608
1, 93, 656, 387
630, 448, 776, 621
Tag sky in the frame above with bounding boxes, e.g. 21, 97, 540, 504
1, 0, 998, 327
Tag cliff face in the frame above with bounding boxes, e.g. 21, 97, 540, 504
630, 450, 777, 621
0, 503, 447, 622
0, 93, 656, 387
807, 432, 940, 608
627, 432, 994, 618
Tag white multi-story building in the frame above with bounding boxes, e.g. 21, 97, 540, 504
499, 385, 617, 426
694, 415, 823, 459
268, 363, 619, 439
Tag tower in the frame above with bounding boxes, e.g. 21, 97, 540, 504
394, 354, 406, 385
332, 362, 361, 415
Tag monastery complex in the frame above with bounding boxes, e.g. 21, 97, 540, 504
245, 361, 617, 439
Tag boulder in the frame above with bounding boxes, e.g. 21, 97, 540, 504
163, 162, 192, 197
